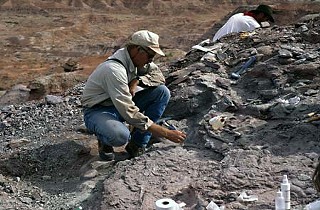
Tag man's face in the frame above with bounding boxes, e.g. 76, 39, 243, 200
132, 46, 156, 68
139, 47, 156, 63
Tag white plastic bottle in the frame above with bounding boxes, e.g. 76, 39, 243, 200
304, 200, 320, 210
281, 175, 291, 210
275, 190, 285, 210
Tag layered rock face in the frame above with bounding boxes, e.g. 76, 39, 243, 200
0, 2, 320, 210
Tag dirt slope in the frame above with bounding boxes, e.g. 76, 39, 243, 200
0, 0, 238, 91
0, 1, 320, 210
1, 1, 320, 92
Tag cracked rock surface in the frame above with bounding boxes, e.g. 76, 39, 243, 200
1, 3, 320, 210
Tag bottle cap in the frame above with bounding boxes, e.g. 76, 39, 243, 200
282, 175, 288, 183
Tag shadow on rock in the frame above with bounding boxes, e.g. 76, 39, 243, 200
0, 140, 95, 194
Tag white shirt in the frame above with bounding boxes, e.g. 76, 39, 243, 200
212, 13, 261, 42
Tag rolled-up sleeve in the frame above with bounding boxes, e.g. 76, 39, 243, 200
139, 62, 165, 87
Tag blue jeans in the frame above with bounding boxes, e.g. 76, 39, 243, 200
83, 85, 170, 147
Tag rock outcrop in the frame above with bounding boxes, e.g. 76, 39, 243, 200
0, 3, 320, 210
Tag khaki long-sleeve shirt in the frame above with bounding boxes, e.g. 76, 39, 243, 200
81, 47, 164, 131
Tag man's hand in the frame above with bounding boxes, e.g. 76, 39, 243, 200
148, 123, 186, 144
165, 129, 187, 143
129, 78, 139, 96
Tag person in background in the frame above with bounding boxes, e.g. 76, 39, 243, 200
81, 30, 186, 161
212, 4, 275, 42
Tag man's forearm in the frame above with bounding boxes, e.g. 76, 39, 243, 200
147, 123, 186, 144
148, 123, 168, 138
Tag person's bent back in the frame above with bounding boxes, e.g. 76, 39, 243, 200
212, 4, 274, 42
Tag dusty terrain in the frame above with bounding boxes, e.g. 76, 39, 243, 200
0, 0, 236, 92
1, 0, 319, 92
1, 1, 320, 210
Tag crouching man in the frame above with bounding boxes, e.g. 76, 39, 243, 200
81, 30, 186, 160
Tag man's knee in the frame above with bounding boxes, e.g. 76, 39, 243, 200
98, 130, 129, 147
96, 122, 130, 147
112, 130, 130, 146
156, 85, 170, 100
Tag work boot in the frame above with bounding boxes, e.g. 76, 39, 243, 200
125, 140, 146, 158
98, 140, 115, 161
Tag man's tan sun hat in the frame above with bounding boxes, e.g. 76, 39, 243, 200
128, 30, 165, 56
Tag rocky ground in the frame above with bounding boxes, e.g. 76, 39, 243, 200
1, 1, 320, 210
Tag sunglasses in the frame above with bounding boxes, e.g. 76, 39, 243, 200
140, 47, 156, 60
